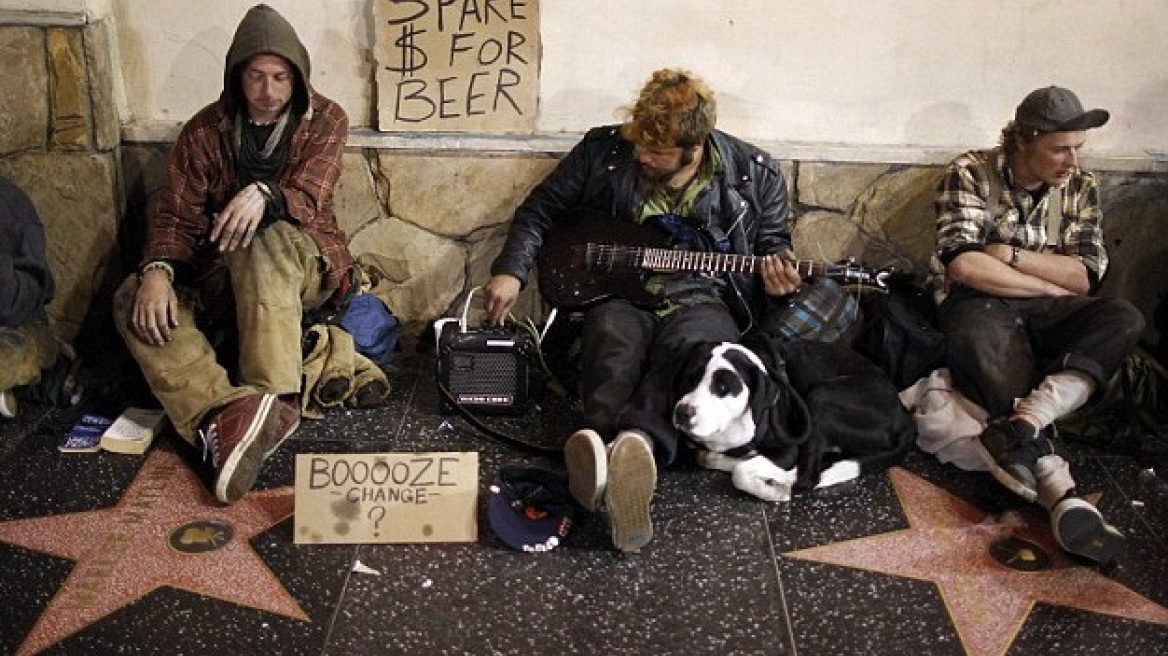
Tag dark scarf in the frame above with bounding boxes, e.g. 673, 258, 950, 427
234, 108, 293, 187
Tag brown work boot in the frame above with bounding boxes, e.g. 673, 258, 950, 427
199, 393, 276, 504
263, 395, 301, 459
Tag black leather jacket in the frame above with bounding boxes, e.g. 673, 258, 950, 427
490, 125, 792, 330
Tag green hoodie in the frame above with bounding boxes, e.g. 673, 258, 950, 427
223, 4, 311, 117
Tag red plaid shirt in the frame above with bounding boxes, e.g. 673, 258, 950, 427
143, 90, 353, 289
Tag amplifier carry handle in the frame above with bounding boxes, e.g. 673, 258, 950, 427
457, 285, 483, 333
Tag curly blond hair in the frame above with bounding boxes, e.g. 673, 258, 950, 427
619, 68, 716, 149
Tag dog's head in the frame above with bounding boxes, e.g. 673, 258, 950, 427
672, 340, 811, 455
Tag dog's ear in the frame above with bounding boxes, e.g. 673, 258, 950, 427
720, 348, 768, 420
717, 346, 804, 448
671, 341, 717, 405
740, 331, 792, 386
755, 354, 813, 448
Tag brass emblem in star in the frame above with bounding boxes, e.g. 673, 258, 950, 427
785, 467, 1168, 656
0, 445, 305, 656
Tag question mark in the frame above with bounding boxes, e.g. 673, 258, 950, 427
368, 506, 386, 537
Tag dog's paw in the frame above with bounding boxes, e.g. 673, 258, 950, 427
732, 455, 795, 502
815, 459, 861, 489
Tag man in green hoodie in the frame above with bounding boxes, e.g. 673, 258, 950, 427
114, 4, 354, 504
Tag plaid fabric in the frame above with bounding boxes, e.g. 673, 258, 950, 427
144, 92, 353, 289
934, 148, 1107, 280
763, 277, 859, 343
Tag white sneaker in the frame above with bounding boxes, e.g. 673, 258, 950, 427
0, 389, 16, 419
605, 430, 657, 553
564, 429, 607, 511
1051, 497, 1124, 564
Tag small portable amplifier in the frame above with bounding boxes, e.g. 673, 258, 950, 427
434, 292, 535, 416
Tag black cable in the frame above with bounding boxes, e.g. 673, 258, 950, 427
435, 379, 564, 460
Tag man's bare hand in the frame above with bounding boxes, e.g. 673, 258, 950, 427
131, 269, 179, 345
760, 254, 803, 297
210, 182, 268, 252
483, 274, 522, 325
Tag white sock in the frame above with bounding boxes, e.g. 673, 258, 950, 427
1014, 370, 1095, 429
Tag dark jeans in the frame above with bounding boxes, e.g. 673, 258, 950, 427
578, 299, 740, 465
938, 289, 1145, 418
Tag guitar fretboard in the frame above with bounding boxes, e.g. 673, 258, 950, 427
582, 244, 877, 284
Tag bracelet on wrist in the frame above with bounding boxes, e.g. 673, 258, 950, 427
1009, 246, 1021, 268
139, 260, 174, 283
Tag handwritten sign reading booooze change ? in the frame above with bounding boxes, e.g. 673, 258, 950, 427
294, 452, 479, 544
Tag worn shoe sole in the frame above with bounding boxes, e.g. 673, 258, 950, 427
1052, 498, 1125, 564
971, 439, 1038, 503
605, 431, 656, 553
564, 429, 607, 512
215, 394, 276, 504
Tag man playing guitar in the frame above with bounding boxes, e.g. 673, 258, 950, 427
483, 68, 801, 553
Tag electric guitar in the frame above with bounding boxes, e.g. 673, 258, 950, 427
537, 212, 890, 309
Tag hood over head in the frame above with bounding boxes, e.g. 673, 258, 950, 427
223, 4, 311, 117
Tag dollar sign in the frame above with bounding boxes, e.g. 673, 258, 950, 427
385, 23, 428, 76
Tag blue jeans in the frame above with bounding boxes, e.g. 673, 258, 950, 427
938, 289, 1145, 418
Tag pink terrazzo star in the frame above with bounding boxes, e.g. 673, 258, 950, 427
785, 466, 1168, 656
0, 444, 304, 656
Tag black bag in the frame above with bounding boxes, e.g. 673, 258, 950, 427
1055, 348, 1167, 446
853, 280, 946, 390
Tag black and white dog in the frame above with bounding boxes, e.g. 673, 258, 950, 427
672, 335, 915, 502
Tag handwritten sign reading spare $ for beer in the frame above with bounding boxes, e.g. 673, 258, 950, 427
294, 452, 479, 544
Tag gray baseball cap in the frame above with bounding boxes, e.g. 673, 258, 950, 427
1015, 86, 1109, 133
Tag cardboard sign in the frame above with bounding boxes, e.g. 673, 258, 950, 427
374, 0, 541, 132
293, 452, 478, 544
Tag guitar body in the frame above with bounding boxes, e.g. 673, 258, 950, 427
538, 214, 669, 309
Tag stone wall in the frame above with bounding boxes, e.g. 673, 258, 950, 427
0, 11, 120, 342
119, 143, 1168, 352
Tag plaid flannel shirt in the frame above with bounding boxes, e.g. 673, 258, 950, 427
933, 148, 1107, 297
143, 90, 353, 289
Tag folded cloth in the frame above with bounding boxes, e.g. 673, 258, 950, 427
347, 351, 391, 408
899, 368, 989, 472
315, 325, 355, 408
301, 323, 391, 418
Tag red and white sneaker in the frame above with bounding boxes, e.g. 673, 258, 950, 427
199, 393, 276, 504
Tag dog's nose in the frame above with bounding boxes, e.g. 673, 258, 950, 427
673, 403, 695, 428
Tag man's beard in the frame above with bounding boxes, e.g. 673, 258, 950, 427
639, 147, 696, 193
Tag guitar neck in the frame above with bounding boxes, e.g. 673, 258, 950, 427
638, 247, 856, 279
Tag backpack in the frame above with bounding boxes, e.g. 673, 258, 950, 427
852, 279, 947, 390
338, 293, 399, 368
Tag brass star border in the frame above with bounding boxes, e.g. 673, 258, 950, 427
0, 445, 305, 656
785, 467, 1168, 656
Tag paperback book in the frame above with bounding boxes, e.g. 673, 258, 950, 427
58, 414, 113, 453
99, 407, 168, 455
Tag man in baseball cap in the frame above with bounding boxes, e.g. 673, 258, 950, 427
930, 84, 1144, 565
